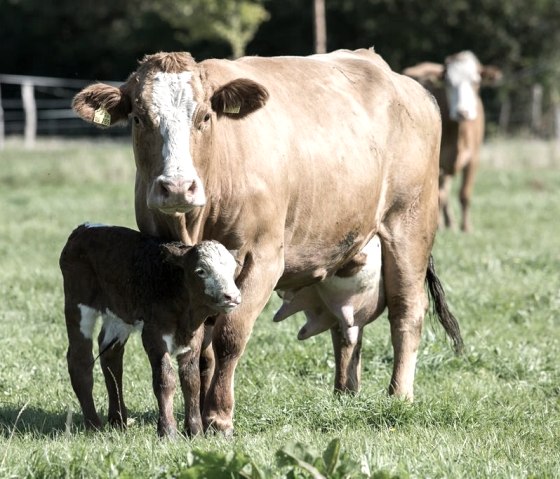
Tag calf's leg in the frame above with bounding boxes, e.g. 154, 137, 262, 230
66, 304, 102, 430
142, 329, 178, 437
459, 156, 478, 233
98, 330, 127, 429
439, 173, 454, 229
177, 327, 204, 436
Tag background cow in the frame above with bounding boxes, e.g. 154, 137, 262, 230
403, 51, 502, 232
72, 49, 462, 435
60, 224, 240, 436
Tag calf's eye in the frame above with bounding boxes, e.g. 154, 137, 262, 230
195, 268, 207, 278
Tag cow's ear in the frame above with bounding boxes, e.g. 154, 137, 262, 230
72, 83, 132, 128
211, 78, 269, 118
403, 62, 445, 86
480, 65, 503, 86
161, 242, 192, 267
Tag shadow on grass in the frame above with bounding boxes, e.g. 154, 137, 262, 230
0, 403, 159, 437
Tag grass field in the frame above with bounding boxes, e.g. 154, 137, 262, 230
0, 137, 559, 478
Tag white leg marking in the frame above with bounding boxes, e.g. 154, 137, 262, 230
78, 304, 99, 339
162, 333, 192, 357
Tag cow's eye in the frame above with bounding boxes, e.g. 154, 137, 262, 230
195, 268, 207, 278
203, 113, 211, 122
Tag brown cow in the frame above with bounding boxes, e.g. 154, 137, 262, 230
60, 224, 240, 436
72, 48, 462, 435
403, 51, 502, 232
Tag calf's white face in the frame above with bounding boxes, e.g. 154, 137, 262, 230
146, 71, 206, 213
192, 242, 241, 312
444, 52, 481, 122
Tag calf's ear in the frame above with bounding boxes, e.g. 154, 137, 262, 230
72, 83, 132, 127
161, 242, 192, 267
211, 78, 269, 119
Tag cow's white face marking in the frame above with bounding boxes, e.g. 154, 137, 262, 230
162, 334, 192, 357
195, 242, 241, 312
149, 71, 205, 209
445, 53, 480, 121
78, 304, 99, 339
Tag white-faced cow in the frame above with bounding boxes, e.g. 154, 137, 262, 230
60, 223, 240, 436
404, 51, 502, 232
72, 48, 463, 435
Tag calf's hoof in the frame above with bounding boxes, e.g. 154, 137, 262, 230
157, 421, 178, 439
84, 416, 103, 431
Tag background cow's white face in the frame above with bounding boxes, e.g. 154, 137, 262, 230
146, 71, 206, 213
444, 52, 481, 122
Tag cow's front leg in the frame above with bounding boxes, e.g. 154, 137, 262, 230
142, 330, 177, 437
98, 328, 127, 429
330, 325, 363, 393
177, 327, 204, 436
203, 246, 283, 435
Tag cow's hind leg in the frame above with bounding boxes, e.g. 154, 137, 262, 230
65, 303, 102, 430
380, 210, 437, 400
330, 325, 363, 393
98, 329, 127, 429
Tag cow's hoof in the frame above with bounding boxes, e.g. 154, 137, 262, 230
203, 416, 234, 438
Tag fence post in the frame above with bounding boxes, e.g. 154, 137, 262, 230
22, 80, 37, 148
530, 83, 543, 136
0, 83, 4, 150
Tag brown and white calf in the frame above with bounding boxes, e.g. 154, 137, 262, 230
404, 51, 502, 232
59, 223, 240, 436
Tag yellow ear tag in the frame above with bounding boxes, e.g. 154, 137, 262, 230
223, 104, 241, 114
93, 108, 111, 127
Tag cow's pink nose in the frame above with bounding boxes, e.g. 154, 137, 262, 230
157, 177, 197, 199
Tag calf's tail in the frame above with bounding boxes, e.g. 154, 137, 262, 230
425, 255, 464, 354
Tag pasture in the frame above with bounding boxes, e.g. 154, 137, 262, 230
0, 137, 559, 478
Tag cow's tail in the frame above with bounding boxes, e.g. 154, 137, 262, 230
426, 255, 464, 354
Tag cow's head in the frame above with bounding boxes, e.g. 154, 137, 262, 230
73, 52, 269, 215
403, 51, 502, 122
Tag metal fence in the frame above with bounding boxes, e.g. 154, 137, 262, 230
0, 74, 127, 149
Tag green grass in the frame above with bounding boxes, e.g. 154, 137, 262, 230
0, 137, 559, 478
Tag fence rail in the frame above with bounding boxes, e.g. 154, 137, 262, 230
0, 74, 123, 149
1, 72, 559, 150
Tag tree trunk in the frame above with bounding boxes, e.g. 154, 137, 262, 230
313, 0, 327, 54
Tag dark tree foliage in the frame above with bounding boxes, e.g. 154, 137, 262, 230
1, 0, 559, 133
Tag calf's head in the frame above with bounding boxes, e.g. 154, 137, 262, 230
72, 52, 269, 215
162, 240, 241, 313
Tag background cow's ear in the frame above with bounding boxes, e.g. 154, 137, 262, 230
161, 242, 192, 267
480, 65, 503, 87
402, 62, 445, 87
211, 78, 269, 118
72, 83, 132, 128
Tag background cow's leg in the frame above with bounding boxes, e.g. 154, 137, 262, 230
66, 305, 101, 430
141, 330, 178, 437
459, 157, 478, 233
439, 173, 454, 229
203, 247, 284, 435
177, 327, 204, 436
98, 329, 127, 429
330, 325, 363, 393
